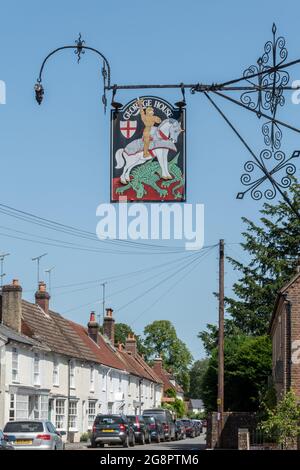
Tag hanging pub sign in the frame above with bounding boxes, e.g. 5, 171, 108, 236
111, 96, 186, 202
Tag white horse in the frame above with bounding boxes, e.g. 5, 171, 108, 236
115, 118, 183, 184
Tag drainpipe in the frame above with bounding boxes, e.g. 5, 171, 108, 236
67, 359, 71, 442
139, 379, 143, 415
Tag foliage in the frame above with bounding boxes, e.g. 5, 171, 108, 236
200, 335, 272, 411
143, 320, 193, 393
165, 388, 177, 399
199, 180, 300, 350
114, 323, 146, 356
260, 390, 300, 449
80, 431, 91, 442
188, 359, 209, 398
162, 398, 185, 418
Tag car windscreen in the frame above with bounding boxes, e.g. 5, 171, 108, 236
4, 421, 44, 433
126, 416, 136, 423
95, 416, 123, 425
143, 416, 155, 423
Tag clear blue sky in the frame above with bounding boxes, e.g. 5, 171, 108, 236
0, 0, 299, 360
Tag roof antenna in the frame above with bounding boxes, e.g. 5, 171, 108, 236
32, 253, 48, 287
0, 252, 10, 290
45, 266, 55, 296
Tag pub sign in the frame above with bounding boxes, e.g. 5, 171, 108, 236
111, 96, 186, 202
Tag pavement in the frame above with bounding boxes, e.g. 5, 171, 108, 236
65, 433, 206, 451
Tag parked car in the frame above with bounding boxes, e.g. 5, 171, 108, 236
192, 419, 203, 435
175, 420, 186, 440
202, 418, 207, 428
180, 419, 195, 438
3, 420, 65, 450
126, 415, 151, 444
143, 408, 176, 441
143, 415, 165, 443
91, 414, 135, 448
0, 429, 14, 450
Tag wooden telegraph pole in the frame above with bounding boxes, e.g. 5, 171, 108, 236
217, 239, 225, 448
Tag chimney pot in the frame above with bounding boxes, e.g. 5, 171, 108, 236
35, 282, 50, 314
125, 333, 137, 356
87, 311, 99, 344
103, 308, 115, 345
1, 280, 23, 332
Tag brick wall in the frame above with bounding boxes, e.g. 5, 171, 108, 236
271, 275, 300, 401
207, 412, 258, 449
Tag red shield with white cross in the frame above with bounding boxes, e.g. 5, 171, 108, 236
120, 120, 137, 139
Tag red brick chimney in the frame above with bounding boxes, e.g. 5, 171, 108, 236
152, 356, 163, 375
103, 308, 115, 345
125, 333, 137, 356
35, 281, 50, 314
1, 279, 22, 332
87, 311, 99, 344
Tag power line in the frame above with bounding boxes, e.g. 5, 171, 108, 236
130, 246, 216, 326
114, 246, 217, 314
0, 202, 188, 252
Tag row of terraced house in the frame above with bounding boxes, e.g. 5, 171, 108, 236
0, 279, 180, 442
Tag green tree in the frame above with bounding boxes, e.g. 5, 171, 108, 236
188, 359, 209, 399
261, 390, 300, 449
143, 320, 193, 393
199, 181, 300, 346
200, 335, 272, 411
114, 323, 146, 356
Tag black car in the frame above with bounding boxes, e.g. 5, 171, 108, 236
143, 415, 165, 443
126, 415, 151, 444
143, 409, 176, 441
0, 429, 14, 450
180, 419, 195, 438
91, 414, 135, 448
175, 420, 186, 440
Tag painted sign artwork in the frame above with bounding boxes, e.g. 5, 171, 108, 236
111, 96, 186, 202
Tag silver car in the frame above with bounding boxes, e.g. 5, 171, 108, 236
3, 420, 65, 450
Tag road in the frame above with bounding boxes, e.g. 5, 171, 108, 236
66, 433, 206, 451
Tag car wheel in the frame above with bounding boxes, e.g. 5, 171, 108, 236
123, 436, 129, 448
146, 433, 151, 444
156, 435, 161, 444
140, 433, 145, 445
99, 443, 104, 448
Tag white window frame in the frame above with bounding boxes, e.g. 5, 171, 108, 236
33, 353, 40, 386
118, 375, 122, 392
9, 394, 15, 421
68, 400, 78, 431
12, 347, 19, 383
88, 400, 96, 429
102, 371, 106, 391
53, 356, 59, 387
55, 399, 65, 430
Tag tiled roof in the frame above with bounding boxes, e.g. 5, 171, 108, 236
152, 365, 184, 394
1, 294, 163, 382
0, 323, 44, 348
69, 321, 126, 371
117, 349, 162, 384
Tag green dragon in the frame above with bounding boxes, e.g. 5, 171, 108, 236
116, 154, 184, 200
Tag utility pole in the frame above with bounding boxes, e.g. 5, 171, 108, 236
32, 253, 48, 287
100, 282, 107, 325
45, 266, 55, 296
217, 239, 224, 448
0, 253, 10, 289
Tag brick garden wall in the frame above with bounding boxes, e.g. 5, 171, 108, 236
207, 412, 258, 449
